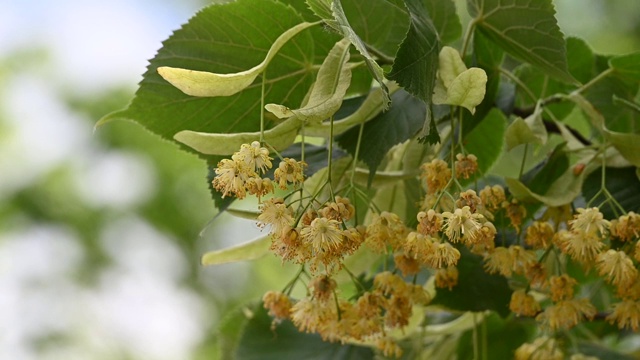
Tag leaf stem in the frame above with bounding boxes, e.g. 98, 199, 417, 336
573, 68, 614, 95
518, 143, 529, 179
260, 71, 267, 144
461, 19, 477, 60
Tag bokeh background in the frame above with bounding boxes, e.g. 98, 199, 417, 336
1, 1, 638, 359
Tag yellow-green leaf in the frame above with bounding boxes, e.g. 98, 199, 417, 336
265, 38, 352, 123
201, 235, 270, 266
505, 104, 547, 150
438, 46, 467, 88
157, 21, 319, 97
441, 68, 487, 114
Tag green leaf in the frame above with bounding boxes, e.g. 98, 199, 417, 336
569, 93, 640, 167
566, 37, 595, 84
613, 95, 640, 114
388, 0, 440, 105
583, 167, 640, 219
327, 0, 391, 107
609, 51, 640, 81
99, 0, 331, 144
463, 108, 507, 177
336, 90, 426, 183
512, 64, 574, 120
236, 304, 374, 359
506, 168, 585, 207
432, 247, 512, 317
457, 314, 531, 360
468, 0, 576, 84
265, 38, 352, 123
201, 235, 270, 266
425, 0, 462, 44
157, 21, 319, 97
504, 105, 547, 151
473, 26, 504, 69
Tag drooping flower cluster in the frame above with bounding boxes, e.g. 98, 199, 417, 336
210, 143, 640, 356
212, 141, 305, 199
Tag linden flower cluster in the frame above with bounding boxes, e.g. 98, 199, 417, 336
212, 141, 305, 200
263, 272, 429, 358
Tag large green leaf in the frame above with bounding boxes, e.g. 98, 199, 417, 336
236, 304, 374, 359
468, 0, 575, 84
99, 0, 332, 144
425, 0, 462, 45
463, 108, 507, 177
336, 90, 426, 184
388, 0, 440, 104
432, 248, 512, 317
609, 51, 640, 82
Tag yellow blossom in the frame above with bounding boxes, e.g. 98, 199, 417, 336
366, 211, 407, 253
212, 158, 250, 199
403, 232, 436, 264
420, 159, 451, 194
301, 217, 343, 254
262, 291, 292, 320
435, 266, 459, 290
479, 185, 506, 214
509, 289, 541, 317
377, 337, 403, 359
309, 275, 337, 303
258, 197, 293, 237
610, 211, 640, 242
536, 298, 596, 330
455, 189, 483, 214
503, 199, 526, 233
374, 271, 408, 297
549, 274, 577, 302
290, 298, 332, 334
525, 221, 555, 250
607, 299, 640, 331
394, 253, 421, 276
274, 158, 306, 189
319, 196, 355, 222
441, 206, 483, 243
426, 241, 461, 269
384, 295, 412, 328
232, 141, 272, 175
514, 336, 563, 360
596, 249, 638, 287
455, 153, 479, 179
569, 207, 610, 236
416, 209, 443, 236
556, 229, 605, 265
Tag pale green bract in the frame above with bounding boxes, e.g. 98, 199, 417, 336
265, 38, 353, 124
432, 46, 487, 114
157, 21, 320, 97
505, 103, 548, 151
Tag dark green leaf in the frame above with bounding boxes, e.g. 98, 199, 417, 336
100, 0, 333, 143
609, 51, 640, 81
468, 0, 576, 84
613, 95, 640, 114
388, 0, 440, 105
236, 304, 374, 360
336, 90, 426, 184
432, 247, 512, 317
513, 64, 574, 120
425, 0, 463, 44
585, 56, 639, 133
463, 108, 507, 181
473, 29, 504, 69
566, 37, 595, 84
582, 167, 640, 219
522, 143, 568, 194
